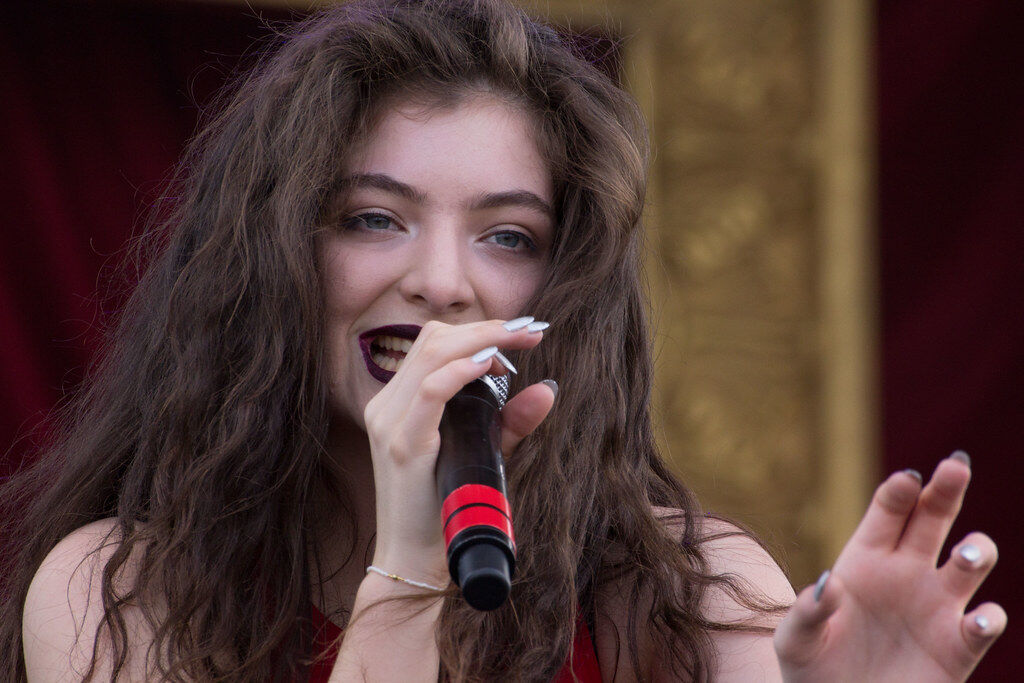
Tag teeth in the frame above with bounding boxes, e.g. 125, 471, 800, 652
368, 334, 414, 374
371, 351, 404, 373
375, 335, 413, 353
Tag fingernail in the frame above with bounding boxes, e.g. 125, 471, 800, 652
541, 379, 558, 398
472, 346, 499, 363
526, 321, 549, 333
902, 468, 923, 483
975, 614, 990, 632
813, 569, 830, 602
494, 350, 518, 374
948, 450, 971, 467
502, 316, 534, 332
959, 544, 982, 564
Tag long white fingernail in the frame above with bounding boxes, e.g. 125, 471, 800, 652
502, 316, 534, 331
494, 351, 518, 374
959, 544, 982, 564
526, 321, 549, 333
813, 570, 830, 602
975, 614, 990, 632
472, 346, 499, 363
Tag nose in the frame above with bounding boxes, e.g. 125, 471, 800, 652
397, 225, 474, 315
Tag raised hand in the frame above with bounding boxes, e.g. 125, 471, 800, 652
774, 452, 1007, 682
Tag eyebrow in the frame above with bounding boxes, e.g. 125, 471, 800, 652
336, 172, 555, 222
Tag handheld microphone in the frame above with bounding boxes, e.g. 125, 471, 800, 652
436, 374, 515, 611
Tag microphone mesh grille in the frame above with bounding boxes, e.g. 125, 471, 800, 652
484, 373, 510, 407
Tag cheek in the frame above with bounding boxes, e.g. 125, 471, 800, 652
491, 264, 545, 315
322, 250, 379, 319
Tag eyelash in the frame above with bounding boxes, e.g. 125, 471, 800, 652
340, 211, 538, 253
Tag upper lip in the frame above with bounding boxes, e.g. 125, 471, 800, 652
358, 324, 422, 344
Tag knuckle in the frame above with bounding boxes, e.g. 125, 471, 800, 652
388, 439, 413, 463
929, 471, 964, 501
420, 320, 446, 338
418, 340, 444, 364
418, 372, 449, 403
873, 480, 916, 515
918, 487, 957, 515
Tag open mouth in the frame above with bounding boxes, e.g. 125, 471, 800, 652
358, 324, 421, 383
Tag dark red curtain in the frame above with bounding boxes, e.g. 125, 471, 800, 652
0, 0, 297, 474
1, 0, 1020, 679
879, 1, 1023, 679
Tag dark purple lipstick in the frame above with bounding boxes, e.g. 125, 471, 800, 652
358, 324, 422, 383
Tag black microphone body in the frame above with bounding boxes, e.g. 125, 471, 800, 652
436, 376, 515, 611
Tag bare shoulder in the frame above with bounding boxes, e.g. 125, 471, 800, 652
23, 517, 153, 681
592, 508, 793, 681
668, 510, 794, 682
691, 514, 795, 625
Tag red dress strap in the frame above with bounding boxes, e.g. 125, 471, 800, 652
306, 604, 601, 682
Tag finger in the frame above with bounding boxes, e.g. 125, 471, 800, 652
961, 602, 1007, 667
386, 319, 544, 397
406, 319, 545, 370
845, 469, 923, 550
372, 355, 499, 461
899, 453, 971, 559
939, 532, 998, 602
774, 570, 844, 668
499, 380, 557, 456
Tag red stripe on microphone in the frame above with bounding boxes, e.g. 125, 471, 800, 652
443, 505, 515, 548
441, 484, 510, 525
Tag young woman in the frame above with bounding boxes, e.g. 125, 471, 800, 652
0, 0, 1005, 680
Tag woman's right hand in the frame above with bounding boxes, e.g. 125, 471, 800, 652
360, 318, 554, 587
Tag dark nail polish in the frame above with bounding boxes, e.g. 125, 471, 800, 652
902, 468, 923, 483
541, 379, 558, 399
813, 570, 830, 602
948, 450, 971, 468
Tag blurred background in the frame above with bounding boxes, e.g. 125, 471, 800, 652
1, 0, 1020, 678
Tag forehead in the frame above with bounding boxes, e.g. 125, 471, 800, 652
346, 95, 553, 201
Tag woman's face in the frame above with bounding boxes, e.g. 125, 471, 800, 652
320, 95, 555, 429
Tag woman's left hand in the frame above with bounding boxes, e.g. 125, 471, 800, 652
774, 452, 1007, 682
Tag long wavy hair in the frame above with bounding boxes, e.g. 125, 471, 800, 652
0, 0, 782, 680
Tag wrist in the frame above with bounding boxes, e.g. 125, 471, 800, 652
369, 546, 449, 587
356, 563, 448, 603
366, 565, 448, 592
350, 569, 447, 628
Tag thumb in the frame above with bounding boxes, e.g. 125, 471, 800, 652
774, 569, 843, 669
499, 380, 557, 457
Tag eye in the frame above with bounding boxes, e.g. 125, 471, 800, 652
341, 212, 398, 232
486, 230, 537, 252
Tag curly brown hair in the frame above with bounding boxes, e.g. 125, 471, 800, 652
0, 0, 784, 680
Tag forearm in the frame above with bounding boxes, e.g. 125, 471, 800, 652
327, 572, 443, 682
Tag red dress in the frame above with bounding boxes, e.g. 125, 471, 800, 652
307, 603, 602, 682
